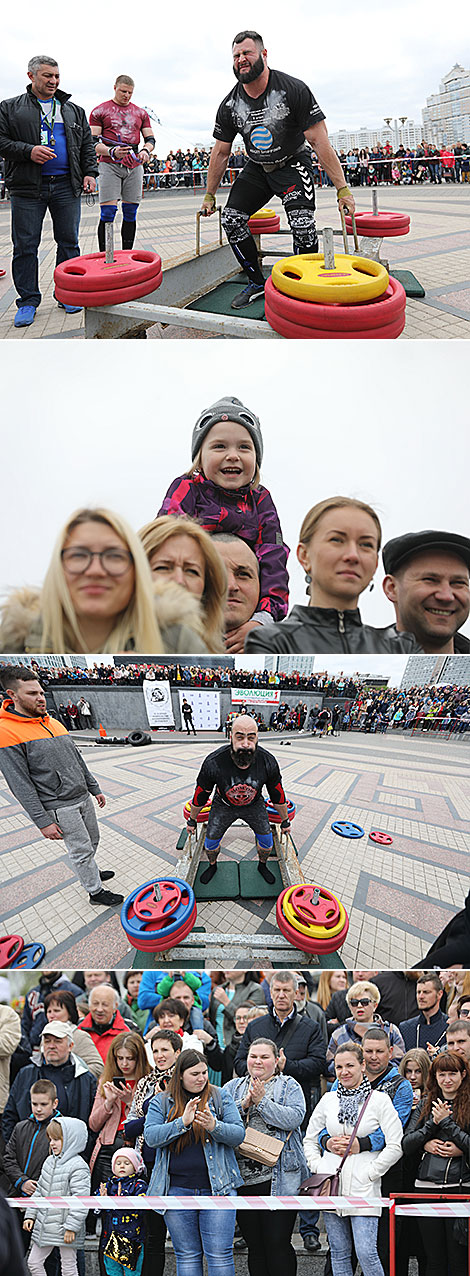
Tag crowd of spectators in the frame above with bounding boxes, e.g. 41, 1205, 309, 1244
17, 662, 470, 739
2, 968, 470, 1276
137, 141, 470, 194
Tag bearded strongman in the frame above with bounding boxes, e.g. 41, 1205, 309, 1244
187, 714, 289, 885
201, 29, 355, 309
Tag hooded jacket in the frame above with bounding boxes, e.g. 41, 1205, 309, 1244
0, 584, 208, 655
24, 1116, 91, 1248
0, 86, 98, 198
245, 605, 421, 655
0, 699, 100, 829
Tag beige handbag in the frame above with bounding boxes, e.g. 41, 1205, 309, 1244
239, 1126, 290, 1167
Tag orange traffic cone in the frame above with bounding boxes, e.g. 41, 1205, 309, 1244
98, 723, 107, 738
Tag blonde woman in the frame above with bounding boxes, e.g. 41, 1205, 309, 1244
0, 508, 208, 654
245, 496, 420, 654
139, 515, 227, 653
317, 971, 349, 1012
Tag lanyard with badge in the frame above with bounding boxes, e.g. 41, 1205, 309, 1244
39, 98, 57, 147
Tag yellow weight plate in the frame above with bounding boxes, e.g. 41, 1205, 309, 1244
251, 207, 277, 219
282, 885, 346, 938
272, 253, 389, 304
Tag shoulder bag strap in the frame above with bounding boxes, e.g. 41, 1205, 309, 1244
337, 1091, 374, 1172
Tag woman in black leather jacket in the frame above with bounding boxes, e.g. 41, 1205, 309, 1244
245, 496, 420, 655
402, 1051, 470, 1275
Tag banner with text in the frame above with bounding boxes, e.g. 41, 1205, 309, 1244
143, 679, 175, 727
179, 689, 220, 730
231, 688, 281, 706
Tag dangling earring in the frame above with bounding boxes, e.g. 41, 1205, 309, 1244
305, 572, 312, 596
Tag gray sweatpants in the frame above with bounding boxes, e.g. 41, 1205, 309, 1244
47, 794, 102, 895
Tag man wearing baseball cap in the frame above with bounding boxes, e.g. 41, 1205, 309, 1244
2, 1022, 97, 1145
382, 530, 470, 653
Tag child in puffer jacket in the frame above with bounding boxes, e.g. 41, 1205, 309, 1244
153, 395, 289, 642
23, 1115, 90, 1276
97, 1147, 148, 1276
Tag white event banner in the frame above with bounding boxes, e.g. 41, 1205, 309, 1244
231, 688, 281, 706
142, 679, 175, 727
179, 689, 220, 730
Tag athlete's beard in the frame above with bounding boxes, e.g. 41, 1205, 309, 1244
231, 746, 256, 767
233, 54, 265, 84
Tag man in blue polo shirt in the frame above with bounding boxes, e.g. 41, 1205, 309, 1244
0, 55, 97, 328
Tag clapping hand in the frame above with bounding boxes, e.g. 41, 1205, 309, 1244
182, 1096, 199, 1128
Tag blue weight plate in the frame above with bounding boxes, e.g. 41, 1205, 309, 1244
10, 942, 46, 969
331, 821, 365, 839
121, 876, 195, 942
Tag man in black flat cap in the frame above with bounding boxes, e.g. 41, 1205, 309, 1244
382, 530, 470, 653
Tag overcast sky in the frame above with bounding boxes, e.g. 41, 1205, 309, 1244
3, 0, 469, 151
1, 340, 468, 634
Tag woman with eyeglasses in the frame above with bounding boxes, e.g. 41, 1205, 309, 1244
326, 981, 405, 1076
0, 508, 208, 654
402, 1052, 470, 1276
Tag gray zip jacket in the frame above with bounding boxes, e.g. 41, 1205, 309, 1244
0, 700, 100, 829
25, 1116, 91, 1248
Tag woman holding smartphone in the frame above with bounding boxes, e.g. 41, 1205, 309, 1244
89, 1031, 150, 1189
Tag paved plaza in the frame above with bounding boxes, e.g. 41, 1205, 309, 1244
0, 184, 469, 339
1, 729, 469, 969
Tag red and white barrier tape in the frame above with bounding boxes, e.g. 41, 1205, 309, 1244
6, 1195, 470, 1214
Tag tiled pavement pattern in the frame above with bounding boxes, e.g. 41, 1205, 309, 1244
0, 184, 468, 339
1, 731, 469, 968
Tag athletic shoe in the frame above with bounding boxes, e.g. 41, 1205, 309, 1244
99, 870, 115, 882
14, 305, 36, 327
57, 300, 83, 314
89, 888, 124, 906
231, 282, 265, 309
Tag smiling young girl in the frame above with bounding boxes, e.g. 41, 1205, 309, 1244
158, 396, 289, 646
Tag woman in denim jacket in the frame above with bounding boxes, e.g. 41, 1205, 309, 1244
144, 1049, 244, 1276
224, 1037, 309, 1276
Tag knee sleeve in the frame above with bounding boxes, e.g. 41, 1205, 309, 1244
205, 836, 221, 852
287, 207, 318, 253
100, 205, 118, 222
221, 206, 251, 244
122, 202, 138, 222
257, 832, 273, 850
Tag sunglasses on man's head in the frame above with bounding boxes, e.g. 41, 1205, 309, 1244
350, 998, 372, 1008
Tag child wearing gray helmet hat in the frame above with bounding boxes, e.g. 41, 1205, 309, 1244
158, 396, 289, 641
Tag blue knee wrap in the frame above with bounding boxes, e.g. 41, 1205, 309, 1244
257, 832, 273, 849
100, 205, 117, 222
205, 836, 221, 851
122, 202, 138, 222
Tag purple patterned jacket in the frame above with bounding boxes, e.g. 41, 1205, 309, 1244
158, 473, 289, 621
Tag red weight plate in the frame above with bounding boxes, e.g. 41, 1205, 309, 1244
133, 880, 182, 923
54, 270, 163, 307
248, 218, 281, 232
265, 299, 405, 340
276, 895, 349, 953
128, 903, 197, 952
266, 275, 405, 331
290, 884, 341, 928
126, 900, 197, 948
55, 250, 162, 292
0, 934, 24, 968
369, 831, 394, 845
183, 800, 212, 824
345, 212, 410, 234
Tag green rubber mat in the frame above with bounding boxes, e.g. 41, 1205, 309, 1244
194, 861, 240, 900
390, 269, 425, 299
239, 860, 283, 898
186, 280, 267, 319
